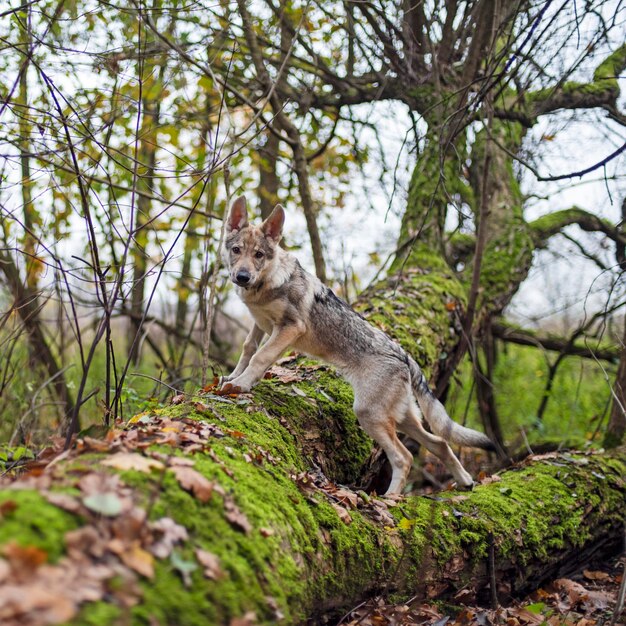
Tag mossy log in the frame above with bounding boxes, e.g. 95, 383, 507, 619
0, 372, 625, 625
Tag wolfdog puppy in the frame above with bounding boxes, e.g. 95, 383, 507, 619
221, 196, 494, 494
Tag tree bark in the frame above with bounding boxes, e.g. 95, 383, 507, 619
605, 318, 626, 448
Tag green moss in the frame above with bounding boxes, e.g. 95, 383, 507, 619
73, 601, 123, 625
357, 265, 467, 377
108, 393, 388, 624
593, 43, 626, 82
0, 490, 80, 561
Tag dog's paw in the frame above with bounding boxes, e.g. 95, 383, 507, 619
219, 378, 252, 394
455, 480, 475, 492
217, 382, 243, 395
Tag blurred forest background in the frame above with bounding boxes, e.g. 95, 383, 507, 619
0, 0, 624, 461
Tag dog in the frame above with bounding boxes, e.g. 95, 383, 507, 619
220, 196, 495, 495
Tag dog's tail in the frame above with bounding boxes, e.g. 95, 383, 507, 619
407, 355, 495, 451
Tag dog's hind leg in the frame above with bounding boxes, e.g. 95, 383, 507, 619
353, 390, 413, 495
398, 402, 474, 489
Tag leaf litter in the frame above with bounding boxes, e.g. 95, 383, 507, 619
0, 401, 257, 625
335, 554, 626, 626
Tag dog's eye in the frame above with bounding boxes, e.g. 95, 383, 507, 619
232, 246, 241, 254
254, 250, 264, 259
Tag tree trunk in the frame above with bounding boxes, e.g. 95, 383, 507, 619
605, 317, 626, 448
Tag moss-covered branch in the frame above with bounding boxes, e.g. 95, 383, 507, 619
530, 206, 626, 248
0, 387, 625, 625
496, 44, 626, 125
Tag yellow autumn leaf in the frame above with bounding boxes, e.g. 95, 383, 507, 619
398, 518, 416, 530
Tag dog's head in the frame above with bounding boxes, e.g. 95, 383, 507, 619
223, 196, 285, 288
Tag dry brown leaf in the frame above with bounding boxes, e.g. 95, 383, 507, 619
2, 541, 48, 578
168, 456, 195, 467
118, 543, 155, 579
0, 558, 10, 583
101, 452, 165, 473
149, 517, 188, 559
583, 569, 611, 582
230, 611, 257, 626
43, 492, 83, 514
264, 365, 304, 383
224, 495, 252, 534
170, 466, 214, 502
196, 549, 223, 580
331, 502, 352, 525
0, 500, 18, 516
78, 471, 122, 495
81, 436, 112, 452
0, 584, 76, 625
332, 487, 358, 508
65, 526, 106, 559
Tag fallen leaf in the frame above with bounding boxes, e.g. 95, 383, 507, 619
82, 492, 123, 517
583, 569, 611, 581
170, 550, 197, 587
0, 500, 18, 516
43, 492, 83, 514
149, 517, 189, 559
194, 402, 213, 414
78, 471, 122, 496
259, 527, 274, 537
102, 452, 165, 473
330, 502, 352, 525
225, 429, 247, 439
196, 549, 223, 580
230, 611, 257, 626
2, 541, 48, 578
0, 559, 9, 584
264, 365, 304, 383
65, 526, 106, 559
0, 584, 76, 624
167, 456, 195, 467
171, 394, 186, 404
81, 436, 112, 452
170, 466, 214, 502
118, 543, 155, 579
332, 487, 358, 508
224, 495, 252, 534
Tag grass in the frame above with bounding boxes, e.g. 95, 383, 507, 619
445, 343, 615, 452
0, 333, 209, 444
0, 328, 618, 453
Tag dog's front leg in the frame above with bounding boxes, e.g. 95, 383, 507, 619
223, 324, 265, 383
225, 322, 305, 392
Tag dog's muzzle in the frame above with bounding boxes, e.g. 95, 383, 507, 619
234, 270, 251, 286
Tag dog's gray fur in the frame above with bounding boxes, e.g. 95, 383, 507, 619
221, 196, 495, 495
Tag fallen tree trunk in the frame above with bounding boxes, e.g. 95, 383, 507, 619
0, 375, 624, 625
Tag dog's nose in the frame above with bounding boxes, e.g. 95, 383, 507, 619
236, 270, 251, 285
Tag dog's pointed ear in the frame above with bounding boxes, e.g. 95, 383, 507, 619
226, 196, 248, 233
261, 204, 285, 243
